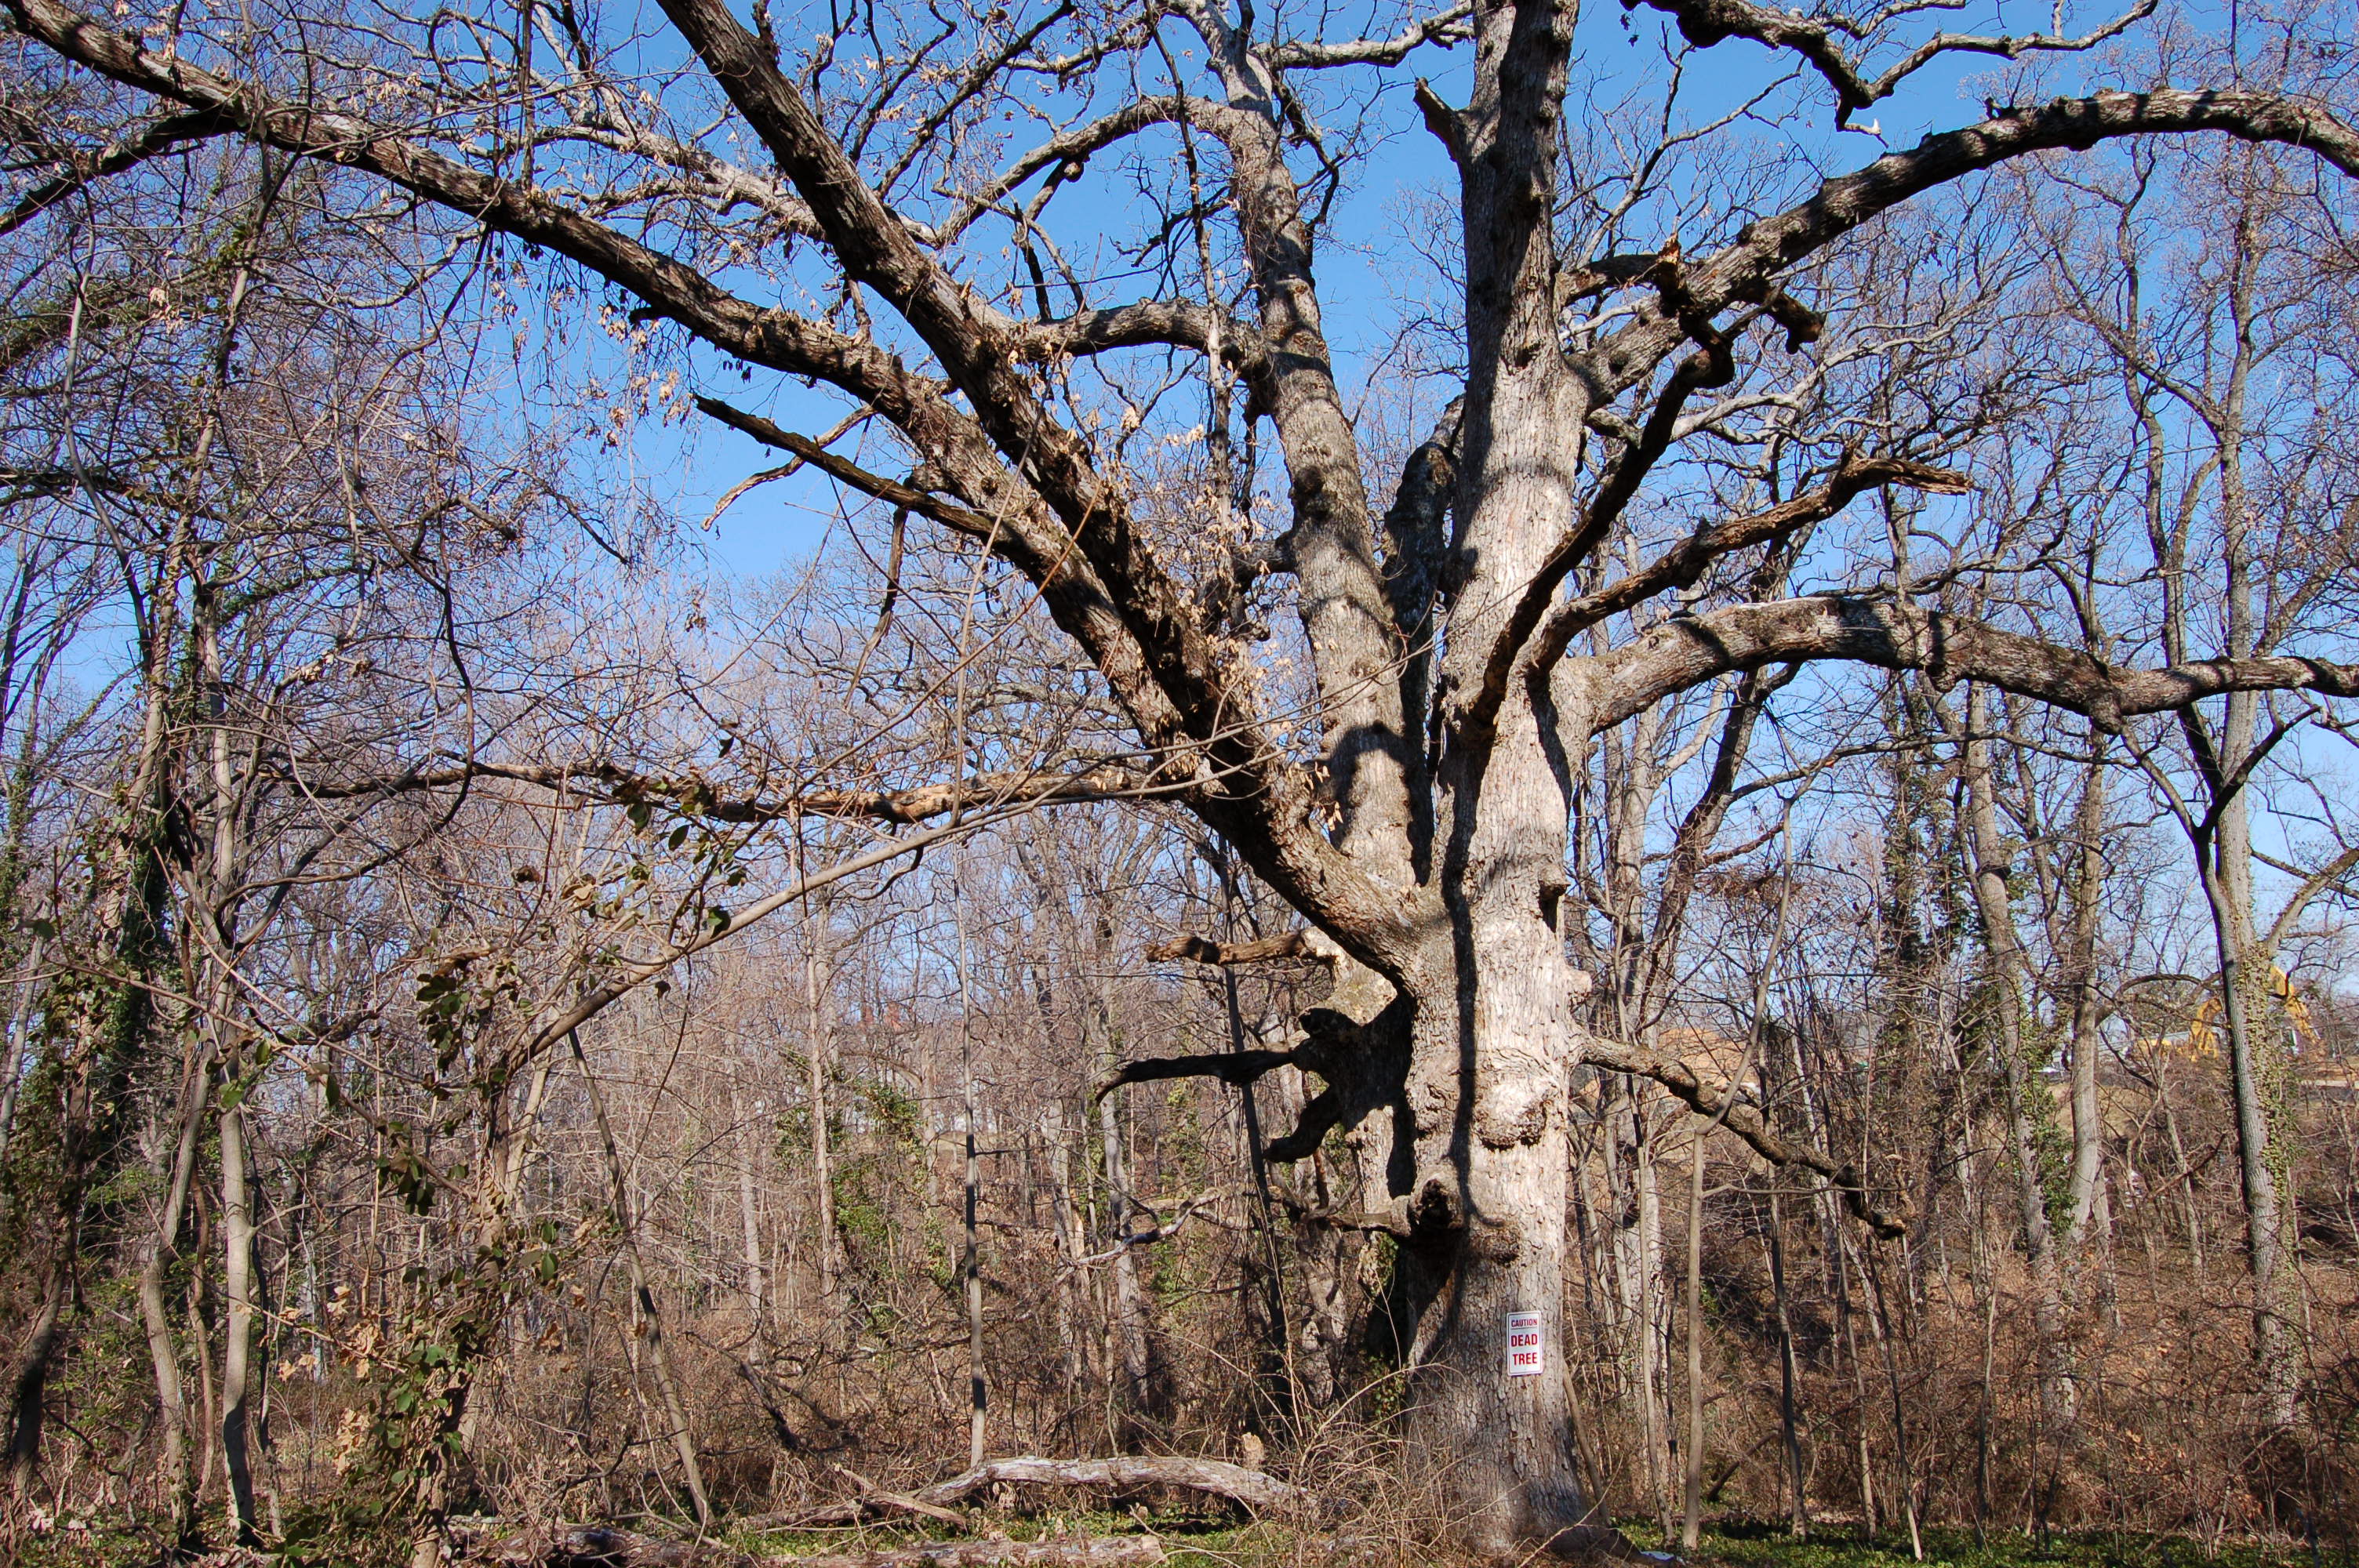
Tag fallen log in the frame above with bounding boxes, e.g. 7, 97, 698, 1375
771, 1454, 1299, 1527
834, 1464, 969, 1526
802, 1537, 1168, 1568
914, 1457, 1299, 1515
474, 1526, 1167, 1568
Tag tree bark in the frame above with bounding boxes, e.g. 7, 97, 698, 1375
799, 887, 840, 1356
1678, 1125, 1706, 1552
1089, 902, 1152, 1416
2059, 743, 2110, 1250
219, 1051, 263, 1543
734, 1076, 769, 1356
1956, 684, 2076, 1432
138, 1035, 209, 1541
955, 885, 989, 1471
469, 1526, 1169, 1568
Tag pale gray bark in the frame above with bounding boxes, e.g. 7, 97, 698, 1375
800, 889, 841, 1352
22, 0, 2359, 1541
734, 1077, 769, 1354
217, 1064, 261, 1541
2059, 746, 2111, 1249
136, 1036, 208, 1536
0, 934, 40, 1163
1954, 684, 2076, 1432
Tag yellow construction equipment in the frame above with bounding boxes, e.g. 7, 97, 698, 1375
2185, 964, 2319, 1058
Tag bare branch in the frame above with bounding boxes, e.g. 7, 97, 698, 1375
1266, 3, 1474, 68
296, 757, 1172, 826
1620, 0, 2160, 121
1528, 454, 1968, 662
0, 104, 233, 236
1583, 593, 2359, 735
1584, 89, 2359, 405
1582, 1035, 1906, 1236
1094, 1048, 1298, 1100
1143, 927, 1339, 965
692, 395, 998, 543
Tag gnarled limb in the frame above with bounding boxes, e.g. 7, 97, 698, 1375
0, 104, 232, 237
693, 396, 998, 543
1583, 593, 2359, 735
1143, 927, 1338, 965
5, 0, 1423, 975
1094, 1047, 1300, 1100
1621, 0, 2158, 121
1172, 3, 1417, 887
1266, 3, 1474, 69
1020, 299, 1272, 386
296, 757, 1172, 826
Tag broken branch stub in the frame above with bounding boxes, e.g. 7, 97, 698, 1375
1144, 927, 1342, 966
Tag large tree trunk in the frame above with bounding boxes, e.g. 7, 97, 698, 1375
1386, 0, 1601, 1544
1397, 695, 1598, 1553
5, 1227, 72, 1505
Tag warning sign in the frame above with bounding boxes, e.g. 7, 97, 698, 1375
1505, 1310, 1544, 1377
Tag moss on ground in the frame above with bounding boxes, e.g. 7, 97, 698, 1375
10, 1506, 2346, 1567
1616, 1521, 2343, 1568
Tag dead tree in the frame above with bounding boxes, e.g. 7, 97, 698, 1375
14, 0, 2359, 1550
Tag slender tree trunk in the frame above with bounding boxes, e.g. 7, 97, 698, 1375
1958, 687, 2076, 1432
2155, 1065, 2208, 1279
2061, 744, 2110, 1248
1611, 1088, 1670, 1531
801, 892, 840, 1354
0, 934, 43, 1162
569, 1031, 711, 1527
1765, 1192, 1808, 1537
6, 1237, 72, 1505
219, 1056, 262, 1543
1848, 1238, 1921, 1560
190, 1249, 218, 1510
139, 1035, 209, 1544
1048, 1112, 1087, 1406
955, 886, 987, 1470
1089, 910, 1151, 1414
7, 517, 183, 1505
734, 1079, 769, 1359
963, 1098, 987, 1468
2187, 192, 2296, 1432
1679, 1124, 1707, 1552
2196, 846, 2297, 1428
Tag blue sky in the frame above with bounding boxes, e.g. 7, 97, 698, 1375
644, 0, 2083, 583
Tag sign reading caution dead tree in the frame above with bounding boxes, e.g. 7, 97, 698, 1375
1505, 1311, 1544, 1377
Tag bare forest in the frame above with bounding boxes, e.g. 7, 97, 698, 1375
5, 0, 2359, 1563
